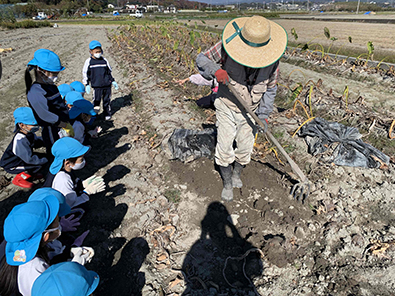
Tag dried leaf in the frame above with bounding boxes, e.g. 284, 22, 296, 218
168, 278, 182, 289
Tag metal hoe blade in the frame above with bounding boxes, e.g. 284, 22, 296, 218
291, 181, 311, 203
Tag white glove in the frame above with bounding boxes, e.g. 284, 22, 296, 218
71, 247, 95, 265
87, 126, 102, 138
83, 175, 105, 195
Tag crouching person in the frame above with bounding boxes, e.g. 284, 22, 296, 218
196, 16, 287, 201
43, 137, 105, 209
0, 107, 48, 188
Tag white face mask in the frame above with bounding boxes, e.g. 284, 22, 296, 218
38, 69, 58, 84
93, 53, 102, 59
71, 159, 86, 170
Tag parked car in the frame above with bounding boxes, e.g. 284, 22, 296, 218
33, 12, 47, 20
130, 11, 143, 18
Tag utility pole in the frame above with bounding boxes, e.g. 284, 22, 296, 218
356, 0, 360, 14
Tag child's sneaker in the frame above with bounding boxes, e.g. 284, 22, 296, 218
105, 115, 112, 121
12, 172, 33, 188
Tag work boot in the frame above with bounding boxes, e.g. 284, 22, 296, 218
219, 165, 233, 201
232, 162, 245, 188
12, 172, 33, 189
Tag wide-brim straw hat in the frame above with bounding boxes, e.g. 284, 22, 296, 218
222, 15, 288, 68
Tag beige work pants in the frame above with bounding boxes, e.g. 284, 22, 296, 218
214, 98, 257, 167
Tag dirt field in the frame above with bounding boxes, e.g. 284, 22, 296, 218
200, 18, 395, 58
0, 23, 395, 296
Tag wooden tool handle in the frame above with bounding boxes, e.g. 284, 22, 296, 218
226, 80, 308, 182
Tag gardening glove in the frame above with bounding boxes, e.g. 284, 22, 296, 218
83, 176, 105, 195
257, 117, 268, 133
112, 81, 119, 90
60, 215, 81, 232
86, 85, 91, 94
87, 126, 102, 138
214, 69, 229, 84
70, 246, 95, 265
61, 123, 74, 137
82, 175, 102, 188
72, 230, 90, 247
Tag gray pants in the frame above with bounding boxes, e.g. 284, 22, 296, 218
214, 99, 257, 167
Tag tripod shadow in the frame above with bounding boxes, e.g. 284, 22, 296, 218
182, 202, 263, 295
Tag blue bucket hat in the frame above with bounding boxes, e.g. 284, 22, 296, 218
50, 137, 90, 175
89, 40, 102, 50
69, 99, 96, 119
4, 196, 59, 266
32, 262, 100, 296
58, 84, 73, 99
65, 91, 84, 106
27, 49, 65, 72
14, 107, 37, 126
70, 81, 86, 94
28, 188, 71, 217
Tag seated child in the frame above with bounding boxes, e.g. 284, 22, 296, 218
70, 81, 86, 97
0, 191, 94, 296
64, 91, 84, 110
43, 137, 105, 209
32, 262, 99, 296
58, 84, 73, 99
0, 107, 48, 188
69, 99, 101, 144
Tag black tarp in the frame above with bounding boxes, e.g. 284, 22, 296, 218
299, 117, 389, 168
168, 128, 216, 163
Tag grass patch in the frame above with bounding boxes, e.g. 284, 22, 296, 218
366, 133, 395, 156
1, 20, 51, 29
164, 189, 181, 203
287, 41, 395, 65
273, 131, 284, 139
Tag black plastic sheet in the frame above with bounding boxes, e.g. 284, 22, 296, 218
299, 117, 389, 168
168, 128, 216, 163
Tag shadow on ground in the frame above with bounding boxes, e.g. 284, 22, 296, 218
182, 202, 263, 295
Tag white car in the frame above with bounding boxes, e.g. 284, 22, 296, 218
130, 11, 143, 18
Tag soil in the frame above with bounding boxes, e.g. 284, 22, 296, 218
0, 23, 395, 296
195, 18, 395, 59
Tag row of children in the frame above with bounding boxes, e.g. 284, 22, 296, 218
0, 40, 115, 295
0, 40, 117, 189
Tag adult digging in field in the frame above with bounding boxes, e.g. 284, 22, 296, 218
196, 15, 287, 201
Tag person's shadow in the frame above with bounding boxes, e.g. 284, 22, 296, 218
94, 237, 149, 296
182, 202, 263, 295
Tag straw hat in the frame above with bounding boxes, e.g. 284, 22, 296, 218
222, 15, 288, 68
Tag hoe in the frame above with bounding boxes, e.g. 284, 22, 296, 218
227, 80, 310, 202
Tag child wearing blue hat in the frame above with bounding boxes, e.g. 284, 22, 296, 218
32, 262, 99, 296
26, 49, 73, 156
68, 99, 101, 144
43, 137, 105, 208
82, 40, 119, 121
28, 188, 91, 266
58, 84, 73, 99
0, 195, 60, 296
0, 107, 48, 188
70, 81, 86, 96
0, 191, 95, 296
64, 91, 83, 110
